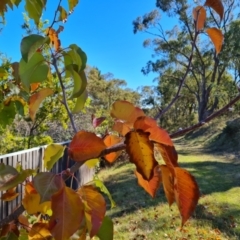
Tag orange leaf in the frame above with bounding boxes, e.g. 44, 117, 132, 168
134, 116, 173, 146
160, 165, 175, 206
1, 187, 19, 201
204, 0, 224, 20
206, 27, 224, 54
78, 185, 106, 238
174, 167, 200, 226
103, 134, 122, 163
156, 143, 179, 171
22, 182, 51, 215
49, 186, 84, 240
135, 165, 162, 198
46, 27, 61, 51
18, 214, 30, 231
112, 121, 132, 136
29, 88, 53, 121
68, 131, 106, 162
30, 83, 40, 92
125, 130, 158, 180
192, 6, 206, 31
111, 100, 145, 124
29, 223, 52, 240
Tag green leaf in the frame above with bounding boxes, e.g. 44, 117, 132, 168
0, 102, 16, 128
64, 49, 82, 72
43, 144, 66, 170
33, 172, 65, 203
19, 52, 48, 90
15, 100, 25, 116
67, 69, 87, 99
96, 216, 114, 240
68, 0, 79, 11
0, 163, 35, 191
85, 158, 99, 168
11, 0, 21, 7
0, 231, 18, 240
18, 229, 29, 240
25, 0, 46, 25
58, 6, 67, 21
93, 176, 116, 208
21, 34, 47, 62
69, 44, 87, 71
72, 89, 88, 113
0, 67, 8, 78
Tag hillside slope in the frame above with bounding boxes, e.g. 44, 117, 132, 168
176, 116, 240, 152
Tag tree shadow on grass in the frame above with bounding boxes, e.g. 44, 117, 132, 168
178, 161, 240, 195
101, 160, 240, 239
193, 203, 240, 239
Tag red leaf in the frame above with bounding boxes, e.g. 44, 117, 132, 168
134, 116, 173, 146
92, 115, 106, 128
174, 167, 200, 226
68, 131, 106, 162
78, 185, 106, 238
204, 0, 224, 20
135, 165, 162, 198
160, 165, 175, 206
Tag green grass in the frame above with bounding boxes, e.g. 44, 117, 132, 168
97, 146, 240, 240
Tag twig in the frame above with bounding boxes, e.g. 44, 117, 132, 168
51, 54, 78, 134
154, 20, 199, 120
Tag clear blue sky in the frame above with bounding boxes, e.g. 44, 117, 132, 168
0, 0, 174, 90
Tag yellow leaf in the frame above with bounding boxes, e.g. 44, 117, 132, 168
22, 182, 51, 215
111, 100, 145, 124
28, 223, 52, 240
44, 144, 66, 170
125, 130, 158, 180
85, 158, 99, 168
206, 27, 224, 54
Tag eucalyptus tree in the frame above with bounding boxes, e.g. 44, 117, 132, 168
133, 0, 240, 125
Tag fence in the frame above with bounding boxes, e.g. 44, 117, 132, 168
0, 141, 94, 221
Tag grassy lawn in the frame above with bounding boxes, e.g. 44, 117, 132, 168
98, 145, 240, 240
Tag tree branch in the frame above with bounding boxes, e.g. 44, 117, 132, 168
170, 94, 240, 138
154, 30, 199, 120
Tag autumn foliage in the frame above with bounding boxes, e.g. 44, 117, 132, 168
0, 0, 226, 239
